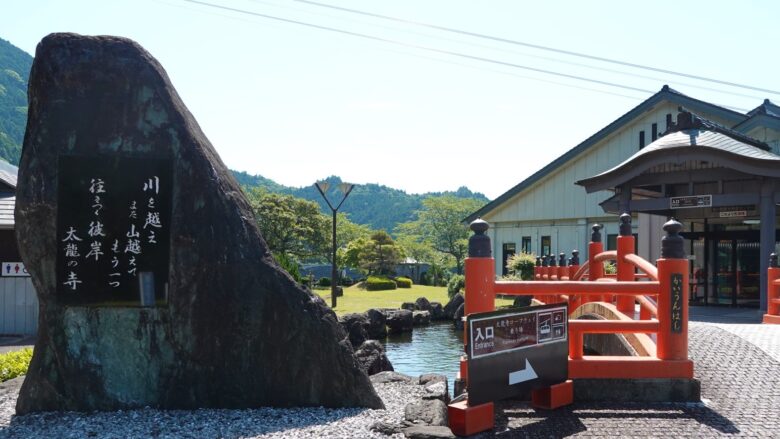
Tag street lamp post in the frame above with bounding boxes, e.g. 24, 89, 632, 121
314, 181, 355, 308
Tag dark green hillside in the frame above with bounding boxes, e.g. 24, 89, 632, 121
231, 172, 490, 232
0, 38, 32, 165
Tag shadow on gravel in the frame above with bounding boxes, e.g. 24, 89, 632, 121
2, 406, 371, 438
485, 401, 739, 437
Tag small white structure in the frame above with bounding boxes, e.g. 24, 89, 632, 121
0, 160, 38, 335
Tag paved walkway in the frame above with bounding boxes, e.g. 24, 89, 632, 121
478, 311, 780, 438
2, 308, 778, 437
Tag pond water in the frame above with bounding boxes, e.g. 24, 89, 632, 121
381, 322, 463, 395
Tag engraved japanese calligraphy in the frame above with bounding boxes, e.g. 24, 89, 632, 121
670, 273, 684, 333
56, 155, 172, 305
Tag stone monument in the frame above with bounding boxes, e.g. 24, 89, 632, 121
15, 33, 383, 413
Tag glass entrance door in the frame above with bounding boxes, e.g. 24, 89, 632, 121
735, 240, 760, 307
712, 239, 735, 305
708, 235, 760, 307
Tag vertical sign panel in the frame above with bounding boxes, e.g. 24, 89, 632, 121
670, 273, 683, 333
56, 155, 172, 306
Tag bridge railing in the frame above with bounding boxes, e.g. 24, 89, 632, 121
462, 215, 693, 382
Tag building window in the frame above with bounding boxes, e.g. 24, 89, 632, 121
652, 123, 658, 141
666, 113, 673, 130
639, 131, 646, 149
502, 243, 516, 276
521, 236, 532, 254
541, 236, 551, 256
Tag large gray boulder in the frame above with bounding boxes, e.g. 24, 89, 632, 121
14, 33, 382, 413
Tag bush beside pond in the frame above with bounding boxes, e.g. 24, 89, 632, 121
367, 276, 397, 291
395, 277, 412, 288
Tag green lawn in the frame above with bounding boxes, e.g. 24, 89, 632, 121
315, 284, 514, 316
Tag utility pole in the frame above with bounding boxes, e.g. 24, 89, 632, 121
314, 181, 354, 308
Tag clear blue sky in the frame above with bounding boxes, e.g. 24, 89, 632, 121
4, 0, 779, 199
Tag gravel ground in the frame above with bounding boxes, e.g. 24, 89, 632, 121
0, 378, 425, 438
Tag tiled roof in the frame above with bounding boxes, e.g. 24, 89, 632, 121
747, 99, 780, 119
576, 122, 780, 192
0, 160, 18, 190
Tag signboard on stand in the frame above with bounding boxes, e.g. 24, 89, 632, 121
466, 303, 568, 406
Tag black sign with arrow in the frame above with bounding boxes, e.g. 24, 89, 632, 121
466, 303, 568, 406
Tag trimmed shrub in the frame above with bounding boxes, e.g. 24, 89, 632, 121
0, 348, 33, 382
447, 274, 465, 299
395, 277, 413, 288
506, 252, 536, 280
318, 277, 332, 287
604, 261, 617, 275
366, 275, 397, 291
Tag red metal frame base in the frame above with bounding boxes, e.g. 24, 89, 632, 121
531, 380, 574, 409
569, 356, 694, 379
763, 314, 780, 324
448, 400, 494, 436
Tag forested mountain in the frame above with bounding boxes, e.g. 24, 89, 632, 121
0, 37, 487, 233
233, 172, 489, 232
0, 38, 32, 165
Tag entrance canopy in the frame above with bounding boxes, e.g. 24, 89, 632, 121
577, 109, 780, 218
577, 109, 780, 311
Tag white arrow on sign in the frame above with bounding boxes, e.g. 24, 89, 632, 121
508, 359, 538, 385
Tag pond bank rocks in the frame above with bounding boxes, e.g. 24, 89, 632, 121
369, 372, 455, 438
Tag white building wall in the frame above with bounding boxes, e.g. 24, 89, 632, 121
481, 102, 737, 276
0, 277, 38, 335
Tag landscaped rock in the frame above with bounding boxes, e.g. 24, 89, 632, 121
354, 340, 394, 375
401, 302, 417, 311
415, 297, 431, 311
429, 302, 445, 320
419, 374, 447, 386
413, 310, 431, 326
513, 296, 532, 307
370, 421, 402, 436
454, 303, 465, 330
365, 308, 388, 339
14, 33, 382, 413
419, 373, 449, 403
387, 309, 414, 333
443, 293, 464, 320
404, 399, 448, 426
339, 313, 369, 348
370, 371, 415, 384
422, 381, 448, 403
401, 425, 456, 439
